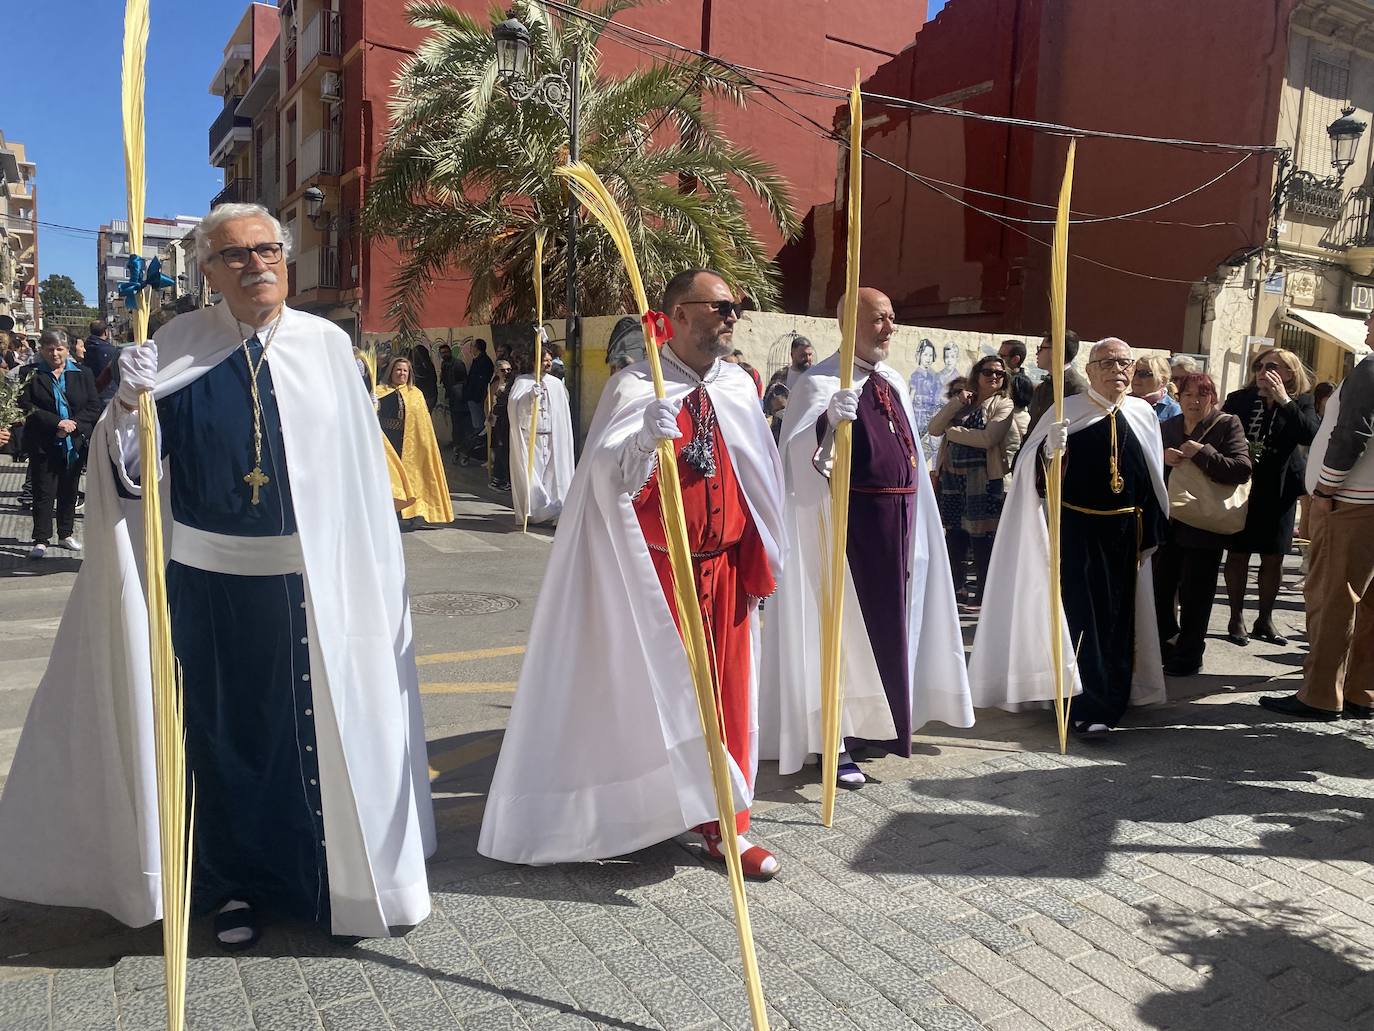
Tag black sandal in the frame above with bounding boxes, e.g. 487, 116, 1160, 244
213, 903, 259, 952
1251, 624, 1289, 646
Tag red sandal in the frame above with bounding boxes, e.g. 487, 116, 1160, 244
699, 831, 780, 881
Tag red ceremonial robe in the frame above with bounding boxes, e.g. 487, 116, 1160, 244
634, 386, 775, 833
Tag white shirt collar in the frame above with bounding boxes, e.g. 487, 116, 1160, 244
1088, 387, 1128, 412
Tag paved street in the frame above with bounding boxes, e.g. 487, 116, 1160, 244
2, 456, 1373, 1031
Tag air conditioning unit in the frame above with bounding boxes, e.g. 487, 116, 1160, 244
321, 72, 342, 103
1350, 280, 1374, 315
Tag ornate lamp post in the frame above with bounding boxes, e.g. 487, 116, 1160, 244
1274, 106, 1369, 222
493, 13, 584, 439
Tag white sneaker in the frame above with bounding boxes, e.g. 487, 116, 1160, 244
58, 536, 81, 552
28, 543, 46, 560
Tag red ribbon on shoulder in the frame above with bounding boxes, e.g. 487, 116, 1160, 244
642, 311, 674, 347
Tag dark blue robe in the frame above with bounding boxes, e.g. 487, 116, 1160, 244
150, 338, 328, 921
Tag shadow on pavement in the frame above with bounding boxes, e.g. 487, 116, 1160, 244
850, 703, 1374, 881
1136, 899, 1374, 1029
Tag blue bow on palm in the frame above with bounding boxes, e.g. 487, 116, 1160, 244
118, 255, 176, 300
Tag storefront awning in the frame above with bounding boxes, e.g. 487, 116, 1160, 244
1282, 308, 1372, 358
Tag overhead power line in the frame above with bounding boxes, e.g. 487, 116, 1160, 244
538, 0, 1285, 155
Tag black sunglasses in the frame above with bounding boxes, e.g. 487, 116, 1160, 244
678, 299, 743, 319
1252, 360, 1283, 372
978, 368, 1006, 378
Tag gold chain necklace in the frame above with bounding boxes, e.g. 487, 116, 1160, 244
1089, 394, 1126, 495
237, 308, 285, 505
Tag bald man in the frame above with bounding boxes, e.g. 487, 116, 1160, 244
762, 289, 971, 787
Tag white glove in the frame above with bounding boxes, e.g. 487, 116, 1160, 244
636, 398, 682, 451
827, 388, 860, 426
1043, 418, 1070, 457
116, 342, 158, 410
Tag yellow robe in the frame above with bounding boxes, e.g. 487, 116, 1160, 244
375, 383, 454, 524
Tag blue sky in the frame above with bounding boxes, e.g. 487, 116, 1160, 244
9, 1, 249, 303
11, 0, 949, 305
929, 0, 948, 15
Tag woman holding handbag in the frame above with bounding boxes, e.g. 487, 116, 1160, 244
928, 355, 1021, 610
1221, 348, 1318, 645
1155, 373, 1252, 676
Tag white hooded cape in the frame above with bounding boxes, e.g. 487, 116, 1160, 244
478, 356, 785, 864
0, 303, 435, 936
508, 373, 575, 525
968, 391, 1168, 710
759, 353, 973, 776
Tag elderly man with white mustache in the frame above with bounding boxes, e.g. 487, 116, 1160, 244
0, 204, 434, 950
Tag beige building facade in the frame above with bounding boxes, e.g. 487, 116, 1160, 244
0, 133, 38, 334
1194, 0, 1374, 397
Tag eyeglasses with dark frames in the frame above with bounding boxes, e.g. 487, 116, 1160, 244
1089, 357, 1136, 371
677, 299, 744, 319
214, 242, 285, 269
978, 369, 1006, 378
1252, 360, 1283, 373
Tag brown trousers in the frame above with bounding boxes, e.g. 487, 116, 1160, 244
1299, 499, 1374, 711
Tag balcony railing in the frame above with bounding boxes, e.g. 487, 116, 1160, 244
1346, 185, 1374, 249
209, 98, 251, 162
211, 178, 254, 208
298, 11, 341, 70
294, 246, 340, 293
299, 130, 342, 180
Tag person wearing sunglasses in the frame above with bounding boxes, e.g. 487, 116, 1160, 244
1130, 354, 1182, 422
0, 203, 436, 951
928, 354, 1021, 611
1026, 329, 1088, 436
761, 287, 971, 789
1219, 347, 1318, 646
482, 268, 787, 881
970, 337, 1169, 737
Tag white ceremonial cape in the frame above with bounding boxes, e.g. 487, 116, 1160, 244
759, 353, 973, 776
968, 391, 1168, 710
478, 356, 785, 864
0, 303, 435, 936
508, 373, 575, 525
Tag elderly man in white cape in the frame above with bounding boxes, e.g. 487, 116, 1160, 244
479, 268, 787, 879
760, 288, 972, 787
508, 340, 575, 525
969, 337, 1169, 736
0, 204, 434, 949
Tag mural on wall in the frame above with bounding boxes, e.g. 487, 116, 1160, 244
906, 338, 965, 463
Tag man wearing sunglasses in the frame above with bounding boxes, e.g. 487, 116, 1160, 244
483, 268, 787, 880
971, 337, 1168, 737
761, 287, 972, 788
0, 203, 434, 951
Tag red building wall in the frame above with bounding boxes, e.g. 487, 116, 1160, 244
342, 0, 925, 333
843, 0, 1295, 348
251, 4, 280, 73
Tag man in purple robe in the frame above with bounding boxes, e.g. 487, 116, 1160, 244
761, 289, 972, 786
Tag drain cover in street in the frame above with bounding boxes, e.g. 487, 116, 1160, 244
410, 592, 519, 616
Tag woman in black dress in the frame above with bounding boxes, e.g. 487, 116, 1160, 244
1221, 347, 1318, 645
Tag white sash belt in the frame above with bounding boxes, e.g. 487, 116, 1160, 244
169, 522, 305, 576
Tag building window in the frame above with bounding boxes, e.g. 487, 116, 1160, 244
1299, 56, 1351, 175
1278, 322, 1318, 375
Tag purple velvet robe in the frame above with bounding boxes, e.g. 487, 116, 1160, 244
817, 372, 920, 755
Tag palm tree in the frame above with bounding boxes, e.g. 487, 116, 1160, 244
364, 0, 801, 334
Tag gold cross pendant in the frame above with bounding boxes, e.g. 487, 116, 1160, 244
244, 466, 270, 505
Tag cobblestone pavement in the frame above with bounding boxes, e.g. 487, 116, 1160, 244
4, 459, 1373, 1030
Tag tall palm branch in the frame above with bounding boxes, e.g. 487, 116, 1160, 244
364, 0, 801, 334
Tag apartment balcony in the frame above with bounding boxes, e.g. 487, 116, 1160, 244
298, 11, 341, 74
211, 178, 254, 208
299, 130, 341, 181
209, 99, 252, 167
5, 181, 31, 201
1344, 185, 1374, 276
293, 246, 340, 294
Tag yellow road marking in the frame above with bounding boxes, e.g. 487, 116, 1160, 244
416, 645, 526, 666
420, 681, 517, 695
428, 734, 504, 780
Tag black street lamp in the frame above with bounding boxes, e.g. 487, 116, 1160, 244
1329, 106, 1367, 178
493, 11, 584, 440
1273, 106, 1369, 227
